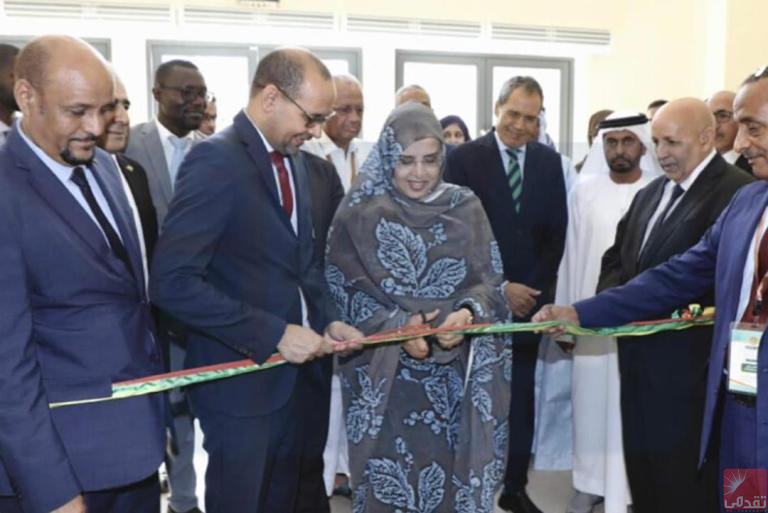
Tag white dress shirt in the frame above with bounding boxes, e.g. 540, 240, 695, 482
303, 132, 373, 191
737, 207, 768, 321
495, 129, 527, 178
155, 118, 196, 189
723, 149, 740, 165
641, 149, 717, 249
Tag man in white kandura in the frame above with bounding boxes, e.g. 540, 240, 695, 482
559, 112, 662, 513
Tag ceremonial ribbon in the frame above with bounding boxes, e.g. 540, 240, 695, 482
50, 308, 715, 408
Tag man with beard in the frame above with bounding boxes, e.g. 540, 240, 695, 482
150, 47, 363, 513
0, 35, 164, 513
557, 113, 662, 513
125, 59, 207, 513
0, 43, 19, 139
536, 98, 753, 513
707, 90, 753, 174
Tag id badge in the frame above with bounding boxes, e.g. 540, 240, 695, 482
728, 323, 763, 396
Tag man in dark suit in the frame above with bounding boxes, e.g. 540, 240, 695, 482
551, 98, 752, 513
294, 152, 345, 513
0, 43, 19, 139
150, 48, 362, 513
0, 36, 164, 513
98, 75, 158, 256
444, 76, 567, 513
707, 90, 754, 175
125, 60, 207, 513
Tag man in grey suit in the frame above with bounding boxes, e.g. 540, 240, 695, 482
125, 59, 207, 513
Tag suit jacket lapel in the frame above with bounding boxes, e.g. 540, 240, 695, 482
484, 130, 520, 217
142, 123, 173, 205
91, 155, 145, 296
290, 152, 311, 242
234, 112, 295, 235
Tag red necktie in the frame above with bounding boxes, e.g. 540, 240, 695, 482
270, 151, 293, 217
742, 229, 768, 324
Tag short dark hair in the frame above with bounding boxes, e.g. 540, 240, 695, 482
0, 44, 19, 73
743, 65, 768, 86
251, 48, 331, 98
496, 76, 544, 106
154, 59, 198, 86
647, 99, 668, 111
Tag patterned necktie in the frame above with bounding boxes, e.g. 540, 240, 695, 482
506, 148, 522, 213
270, 151, 294, 217
168, 136, 191, 191
70, 166, 134, 277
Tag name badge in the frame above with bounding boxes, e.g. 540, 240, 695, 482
728, 323, 762, 396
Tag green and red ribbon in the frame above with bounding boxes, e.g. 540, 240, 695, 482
49, 306, 715, 409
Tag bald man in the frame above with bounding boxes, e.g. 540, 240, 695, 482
707, 90, 753, 174
150, 48, 362, 513
533, 98, 753, 513
0, 36, 164, 513
395, 83, 432, 108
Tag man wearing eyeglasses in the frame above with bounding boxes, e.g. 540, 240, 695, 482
707, 90, 753, 175
125, 59, 208, 513
150, 47, 363, 513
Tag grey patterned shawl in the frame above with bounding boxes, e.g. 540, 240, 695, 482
325, 103, 513, 513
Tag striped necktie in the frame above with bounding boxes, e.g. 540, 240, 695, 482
506, 148, 522, 213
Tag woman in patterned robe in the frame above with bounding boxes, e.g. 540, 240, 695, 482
325, 102, 513, 513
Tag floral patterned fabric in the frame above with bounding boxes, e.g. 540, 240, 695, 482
325, 103, 513, 513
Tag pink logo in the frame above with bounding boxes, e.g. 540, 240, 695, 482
724, 469, 767, 511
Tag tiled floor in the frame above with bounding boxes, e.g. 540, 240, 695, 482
162, 422, 607, 513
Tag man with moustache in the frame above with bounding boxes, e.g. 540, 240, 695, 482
150, 48, 363, 513
0, 43, 19, 139
0, 35, 164, 513
536, 98, 753, 513
125, 59, 207, 513
445, 75, 567, 513
707, 90, 753, 174
558, 112, 662, 513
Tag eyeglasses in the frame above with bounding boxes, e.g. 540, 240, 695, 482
159, 85, 211, 103
257, 82, 334, 127
713, 109, 734, 124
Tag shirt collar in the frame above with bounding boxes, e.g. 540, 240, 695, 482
0, 119, 11, 134
494, 129, 526, 158
243, 109, 275, 154
315, 130, 361, 156
17, 121, 79, 182
678, 149, 717, 191
155, 118, 194, 144
722, 148, 739, 165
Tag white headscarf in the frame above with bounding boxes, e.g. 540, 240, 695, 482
579, 111, 663, 180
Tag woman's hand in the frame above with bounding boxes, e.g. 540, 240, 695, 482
402, 309, 439, 359
435, 307, 473, 349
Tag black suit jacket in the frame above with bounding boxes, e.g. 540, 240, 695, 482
304, 151, 344, 265
598, 153, 754, 296
735, 153, 754, 175
444, 129, 567, 316
116, 153, 159, 256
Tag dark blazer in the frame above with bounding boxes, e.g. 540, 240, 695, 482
150, 111, 337, 417
444, 129, 567, 313
115, 153, 158, 256
305, 150, 344, 264
598, 153, 754, 294
0, 128, 164, 512
735, 153, 754, 175
576, 180, 768, 469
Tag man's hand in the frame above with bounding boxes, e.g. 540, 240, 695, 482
505, 282, 542, 318
532, 304, 581, 338
402, 309, 439, 359
51, 496, 85, 513
276, 324, 331, 364
435, 307, 473, 349
325, 321, 365, 354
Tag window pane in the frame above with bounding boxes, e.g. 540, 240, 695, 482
321, 59, 350, 76
492, 66, 562, 149
160, 54, 250, 130
402, 61, 478, 139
